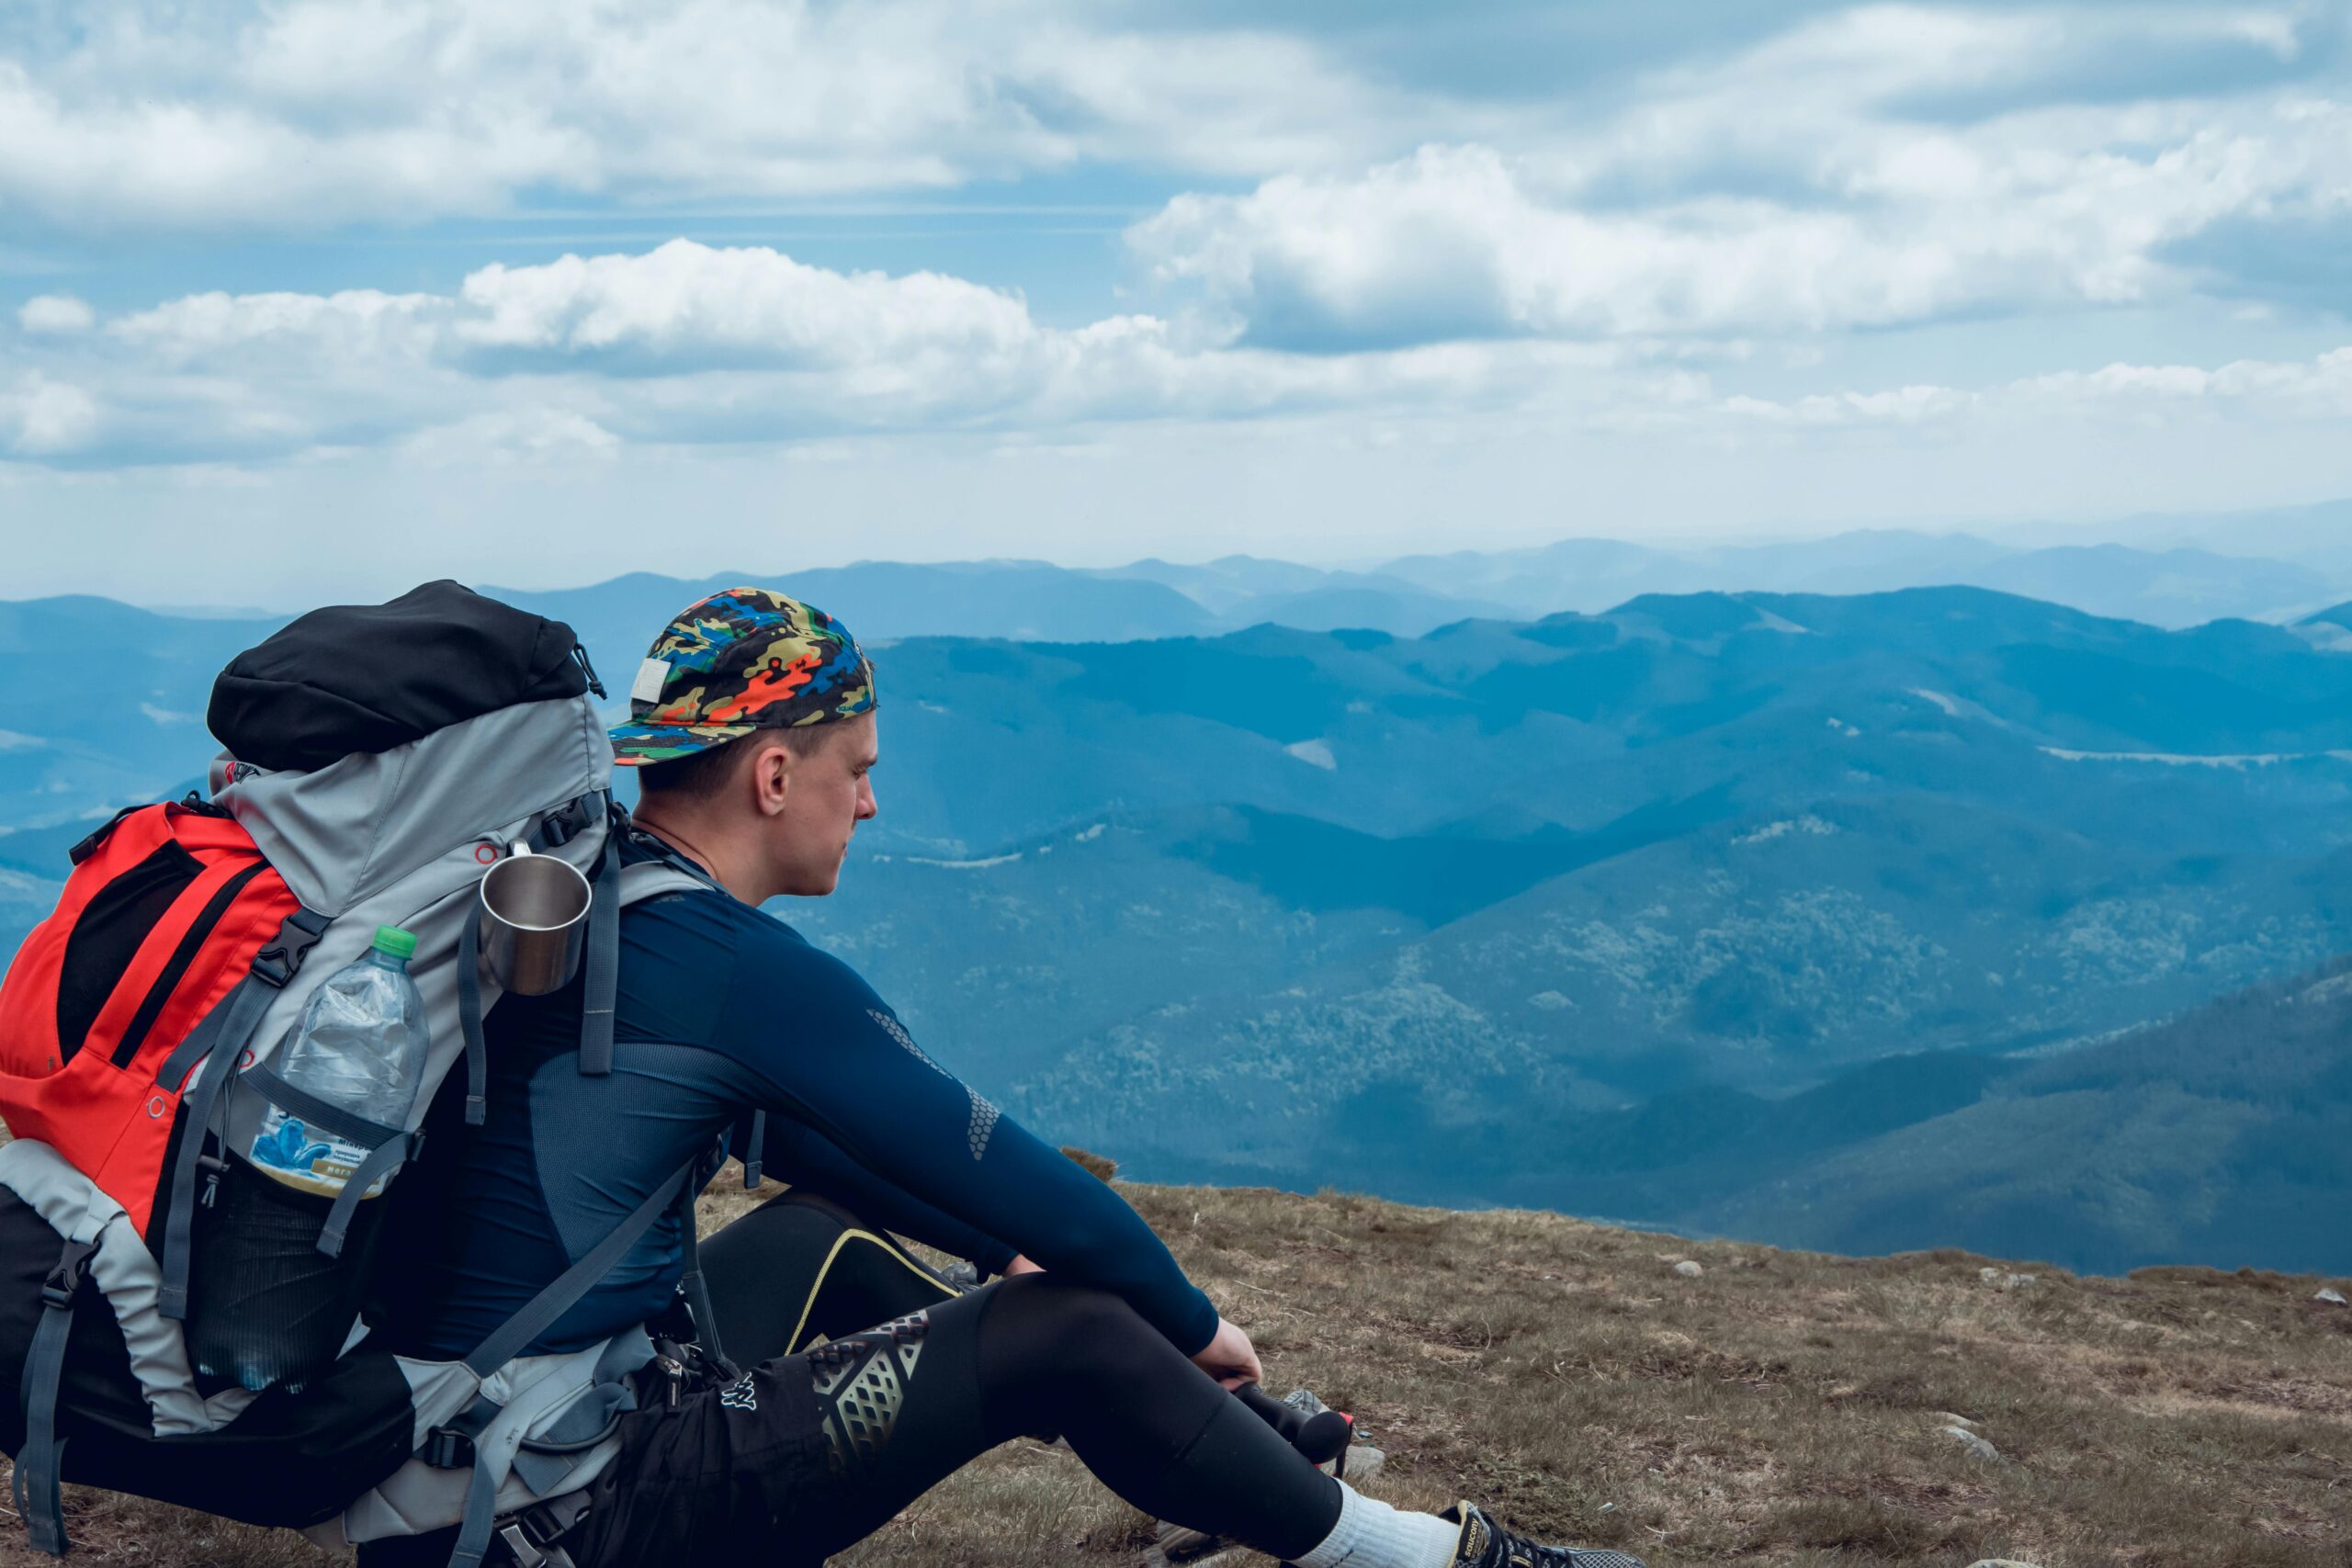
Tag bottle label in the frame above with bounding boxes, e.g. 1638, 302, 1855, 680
248, 1106, 391, 1199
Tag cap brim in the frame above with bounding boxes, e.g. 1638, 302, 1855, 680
607, 719, 760, 766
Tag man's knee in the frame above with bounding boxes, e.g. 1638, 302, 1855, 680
986, 1275, 1164, 1385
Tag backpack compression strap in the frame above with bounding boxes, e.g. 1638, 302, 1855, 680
13, 1237, 96, 1556
455, 908, 491, 1125
232, 1060, 413, 1260
156, 905, 333, 1322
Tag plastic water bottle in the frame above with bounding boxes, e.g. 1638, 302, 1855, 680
188, 926, 431, 1392
246, 926, 431, 1198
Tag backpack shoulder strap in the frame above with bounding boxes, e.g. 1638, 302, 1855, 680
457, 1156, 701, 1380
437, 1150, 707, 1568
616, 818, 727, 908
617, 841, 763, 1185
576, 818, 722, 1082
618, 862, 713, 907
577, 828, 621, 1080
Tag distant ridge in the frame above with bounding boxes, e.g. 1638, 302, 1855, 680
38, 505, 2351, 641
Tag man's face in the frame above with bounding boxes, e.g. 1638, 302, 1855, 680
767, 711, 879, 897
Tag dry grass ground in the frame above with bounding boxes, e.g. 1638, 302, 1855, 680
5, 1174, 2348, 1568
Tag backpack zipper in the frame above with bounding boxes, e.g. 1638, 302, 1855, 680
110, 860, 272, 1069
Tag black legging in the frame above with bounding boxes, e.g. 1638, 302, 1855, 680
358, 1191, 1343, 1564
700, 1189, 1342, 1562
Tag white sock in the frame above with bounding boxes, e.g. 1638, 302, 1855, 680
1288, 1483, 1461, 1568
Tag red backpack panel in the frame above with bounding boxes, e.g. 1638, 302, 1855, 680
0, 801, 298, 1234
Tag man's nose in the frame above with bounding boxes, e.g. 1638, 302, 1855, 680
857, 779, 878, 820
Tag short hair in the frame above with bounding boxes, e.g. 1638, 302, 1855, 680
636, 728, 827, 806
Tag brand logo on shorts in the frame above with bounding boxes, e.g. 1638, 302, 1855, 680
719, 1373, 758, 1412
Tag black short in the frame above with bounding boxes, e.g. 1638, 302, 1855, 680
564, 1355, 835, 1568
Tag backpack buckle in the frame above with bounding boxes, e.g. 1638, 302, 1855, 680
493, 1491, 591, 1568
537, 798, 589, 849
252, 908, 332, 988
423, 1427, 477, 1469
494, 1523, 551, 1568
519, 1494, 592, 1542
41, 1239, 97, 1312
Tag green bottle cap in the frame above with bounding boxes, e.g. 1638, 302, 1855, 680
371, 925, 418, 962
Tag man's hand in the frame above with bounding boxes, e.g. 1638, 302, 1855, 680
1003, 1255, 1045, 1277
1190, 1315, 1262, 1390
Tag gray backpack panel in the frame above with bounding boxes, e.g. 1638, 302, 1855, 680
211, 694, 610, 916
209, 694, 613, 1095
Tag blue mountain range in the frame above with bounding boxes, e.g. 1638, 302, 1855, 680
4, 550, 2351, 1274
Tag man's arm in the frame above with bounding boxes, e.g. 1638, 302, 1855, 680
729, 941, 1220, 1354
744, 1114, 1019, 1277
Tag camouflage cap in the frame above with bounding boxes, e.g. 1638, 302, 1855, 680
608, 587, 876, 767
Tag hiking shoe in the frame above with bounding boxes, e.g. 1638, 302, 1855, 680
1442, 1501, 1648, 1568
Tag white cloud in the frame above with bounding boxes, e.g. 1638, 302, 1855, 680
3, 241, 1606, 463
2, 3, 2341, 367
0, 374, 101, 456
8, 235, 2343, 476
0, 0, 1415, 231
2, 0, 2345, 549
1129, 84, 2352, 346
17, 294, 94, 333
453, 241, 1040, 370
2017, 348, 2352, 417
1720, 344, 2352, 427
1723, 384, 1976, 426
1124, 3, 2352, 346
400, 407, 622, 467
0, 55, 548, 231
110, 288, 441, 363
1132, 143, 2056, 341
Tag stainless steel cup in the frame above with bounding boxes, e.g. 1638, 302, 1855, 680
478, 845, 592, 996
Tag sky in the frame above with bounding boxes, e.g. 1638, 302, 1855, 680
1, 0, 2349, 604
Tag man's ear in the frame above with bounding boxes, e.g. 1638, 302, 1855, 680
752, 740, 795, 817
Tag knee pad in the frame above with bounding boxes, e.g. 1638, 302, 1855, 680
808, 1312, 932, 1476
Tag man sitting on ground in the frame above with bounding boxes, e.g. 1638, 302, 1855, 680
366, 588, 1644, 1568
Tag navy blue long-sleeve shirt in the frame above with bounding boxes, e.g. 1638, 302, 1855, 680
750, 1115, 1018, 1277
381, 840, 1216, 1359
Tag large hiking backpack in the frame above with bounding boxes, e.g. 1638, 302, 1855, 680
0, 582, 722, 1563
